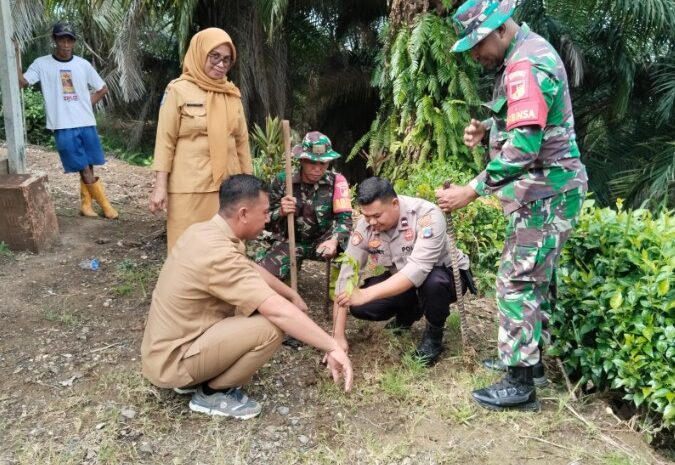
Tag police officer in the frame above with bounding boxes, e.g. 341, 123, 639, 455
252, 131, 353, 279
436, 0, 588, 410
334, 177, 475, 366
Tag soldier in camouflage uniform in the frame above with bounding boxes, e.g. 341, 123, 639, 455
252, 131, 353, 280
436, 0, 588, 411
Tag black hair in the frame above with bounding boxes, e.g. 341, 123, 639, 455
219, 174, 269, 216
356, 177, 397, 205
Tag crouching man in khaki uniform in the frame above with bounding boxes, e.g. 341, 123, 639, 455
141, 174, 352, 419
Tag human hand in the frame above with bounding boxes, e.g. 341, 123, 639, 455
463, 119, 487, 149
280, 195, 296, 217
435, 184, 477, 212
316, 239, 338, 259
336, 288, 369, 308
321, 333, 349, 364
148, 186, 168, 215
325, 347, 353, 392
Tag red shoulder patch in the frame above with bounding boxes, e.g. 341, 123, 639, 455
505, 60, 548, 131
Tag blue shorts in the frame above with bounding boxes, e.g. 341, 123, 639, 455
54, 126, 106, 173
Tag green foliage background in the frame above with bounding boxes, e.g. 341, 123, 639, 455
350, 13, 483, 178
0, 87, 52, 147
393, 157, 506, 295
552, 201, 675, 426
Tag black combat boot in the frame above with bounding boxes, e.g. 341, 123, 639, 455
481, 358, 549, 387
413, 323, 444, 366
472, 366, 540, 411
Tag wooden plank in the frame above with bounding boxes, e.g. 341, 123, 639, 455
0, 0, 27, 174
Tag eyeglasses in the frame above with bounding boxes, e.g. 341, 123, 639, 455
207, 53, 233, 66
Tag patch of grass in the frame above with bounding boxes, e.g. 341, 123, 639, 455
0, 241, 14, 257
40, 307, 81, 328
112, 259, 159, 299
379, 367, 410, 399
601, 453, 640, 465
15, 444, 84, 465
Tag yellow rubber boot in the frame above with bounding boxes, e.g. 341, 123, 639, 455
80, 180, 99, 217
86, 179, 119, 219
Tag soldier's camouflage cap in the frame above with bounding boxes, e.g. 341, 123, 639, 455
451, 0, 516, 53
292, 131, 341, 162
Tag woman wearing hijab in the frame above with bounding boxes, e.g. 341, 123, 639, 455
149, 28, 252, 252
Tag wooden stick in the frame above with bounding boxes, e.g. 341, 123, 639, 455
556, 357, 578, 401
282, 120, 298, 291
443, 181, 474, 361
324, 258, 332, 320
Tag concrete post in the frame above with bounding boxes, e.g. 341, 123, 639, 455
0, 0, 27, 174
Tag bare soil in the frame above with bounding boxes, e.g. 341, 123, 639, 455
0, 147, 671, 465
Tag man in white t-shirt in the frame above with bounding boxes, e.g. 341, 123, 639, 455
17, 22, 118, 219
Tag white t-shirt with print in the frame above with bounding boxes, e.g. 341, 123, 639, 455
23, 55, 106, 130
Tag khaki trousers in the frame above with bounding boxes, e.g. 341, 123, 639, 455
181, 314, 283, 390
167, 192, 219, 252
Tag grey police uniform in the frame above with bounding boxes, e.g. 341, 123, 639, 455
336, 195, 475, 327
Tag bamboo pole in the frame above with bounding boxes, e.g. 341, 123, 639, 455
282, 120, 298, 291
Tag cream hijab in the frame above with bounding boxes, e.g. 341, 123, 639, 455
181, 28, 241, 184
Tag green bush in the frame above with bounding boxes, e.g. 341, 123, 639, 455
393, 157, 506, 295
98, 132, 152, 167
0, 87, 53, 146
250, 115, 285, 182
551, 200, 675, 427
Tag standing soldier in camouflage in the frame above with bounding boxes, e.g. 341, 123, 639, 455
435, 0, 588, 411
252, 131, 353, 279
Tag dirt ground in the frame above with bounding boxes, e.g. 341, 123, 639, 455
0, 147, 672, 465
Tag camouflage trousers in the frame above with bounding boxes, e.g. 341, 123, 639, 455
250, 235, 329, 280
497, 186, 585, 367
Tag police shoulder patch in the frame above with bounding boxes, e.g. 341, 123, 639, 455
422, 226, 433, 238
351, 231, 363, 246
417, 214, 432, 228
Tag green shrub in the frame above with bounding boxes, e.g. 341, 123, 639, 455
98, 132, 152, 166
350, 13, 482, 178
551, 200, 675, 427
0, 87, 53, 146
393, 157, 506, 295
250, 115, 285, 182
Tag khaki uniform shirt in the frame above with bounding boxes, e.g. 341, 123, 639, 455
335, 195, 470, 293
152, 79, 253, 193
141, 215, 277, 388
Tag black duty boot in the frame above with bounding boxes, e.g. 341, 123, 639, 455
472, 366, 540, 411
482, 358, 549, 387
413, 323, 444, 366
